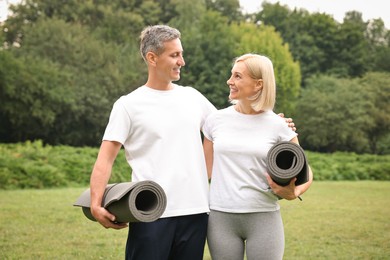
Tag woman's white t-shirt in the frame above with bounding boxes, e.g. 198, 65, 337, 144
203, 106, 297, 213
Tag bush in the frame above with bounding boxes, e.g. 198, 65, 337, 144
306, 151, 390, 181
0, 141, 389, 189
0, 140, 129, 189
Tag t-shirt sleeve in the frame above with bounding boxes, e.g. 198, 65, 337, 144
188, 87, 217, 128
277, 116, 298, 142
202, 113, 215, 141
102, 97, 131, 144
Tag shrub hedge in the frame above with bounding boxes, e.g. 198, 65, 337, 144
0, 140, 389, 189
0, 140, 129, 189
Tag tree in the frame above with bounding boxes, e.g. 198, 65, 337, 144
295, 75, 376, 153
254, 1, 291, 33
205, 0, 243, 22
2, 0, 385, 153
359, 72, 390, 154
365, 19, 390, 72
176, 10, 236, 109
253, 2, 390, 82
337, 11, 370, 77
0, 18, 144, 145
255, 2, 341, 83
0, 50, 75, 142
229, 22, 301, 114
155, 0, 180, 23
170, 0, 206, 30
301, 13, 340, 76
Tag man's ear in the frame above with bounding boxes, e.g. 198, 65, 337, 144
146, 52, 158, 66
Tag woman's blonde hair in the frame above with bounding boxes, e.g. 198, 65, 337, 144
232, 54, 276, 112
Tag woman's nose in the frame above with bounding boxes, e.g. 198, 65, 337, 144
227, 77, 232, 85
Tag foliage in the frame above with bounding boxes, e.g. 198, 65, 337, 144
295, 73, 390, 154
170, 0, 207, 30
359, 72, 390, 154
177, 14, 301, 113
229, 22, 301, 114
0, 141, 129, 189
337, 11, 370, 77
0, 50, 75, 142
205, 0, 243, 22
366, 18, 390, 72
307, 151, 390, 181
0, 17, 144, 146
0, 141, 389, 190
295, 76, 372, 153
176, 10, 236, 109
254, 1, 390, 84
0, 0, 389, 154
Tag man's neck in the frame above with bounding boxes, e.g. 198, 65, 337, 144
145, 79, 173, 91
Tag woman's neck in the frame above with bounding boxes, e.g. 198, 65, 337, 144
234, 103, 263, 115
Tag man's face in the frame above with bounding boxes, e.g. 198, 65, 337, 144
155, 38, 185, 82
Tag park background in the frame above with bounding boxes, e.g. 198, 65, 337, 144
0, 0, 389, 259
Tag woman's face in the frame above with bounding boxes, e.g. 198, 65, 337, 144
227, 61, 260, 101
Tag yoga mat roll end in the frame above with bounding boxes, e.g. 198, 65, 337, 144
267, 141, 309, 186
73, 181, 167, 223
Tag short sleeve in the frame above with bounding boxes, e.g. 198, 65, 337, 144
277, 116, 298, 142
202, 112, 216, 141
102, 97, 131, 144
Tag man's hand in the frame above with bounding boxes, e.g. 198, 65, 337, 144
91, 206, 128, 229
278, 113, 297, 132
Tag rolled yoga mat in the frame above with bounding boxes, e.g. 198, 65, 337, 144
267, 141, 309, 186
73, 181, 167, 223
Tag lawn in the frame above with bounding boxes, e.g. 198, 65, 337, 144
1, 181, 389, 259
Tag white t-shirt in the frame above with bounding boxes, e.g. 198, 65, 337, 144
202, 106, 297, 213
103, 84, 216, 218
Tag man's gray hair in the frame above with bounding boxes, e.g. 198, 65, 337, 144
140, 25, 181, 61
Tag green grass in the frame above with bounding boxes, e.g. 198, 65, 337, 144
280, 181, 390, 259
1, 181, 389, 259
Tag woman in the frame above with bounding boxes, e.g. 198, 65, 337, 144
203, 54, 313, 260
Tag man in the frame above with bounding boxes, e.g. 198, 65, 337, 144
89, 25, 296, 260
90, 25, 215, 260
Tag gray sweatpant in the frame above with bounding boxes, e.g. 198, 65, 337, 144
207, 210, 284, 260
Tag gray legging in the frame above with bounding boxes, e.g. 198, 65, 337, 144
207, 210, 284, 260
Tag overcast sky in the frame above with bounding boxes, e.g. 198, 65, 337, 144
239, 0, 389, 28
0, 0, 18, 21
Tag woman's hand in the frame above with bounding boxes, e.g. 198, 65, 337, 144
266, 173, 301, 200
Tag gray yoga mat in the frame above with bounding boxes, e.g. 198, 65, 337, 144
73, 181, 167, 223
267, 141, 309, 186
